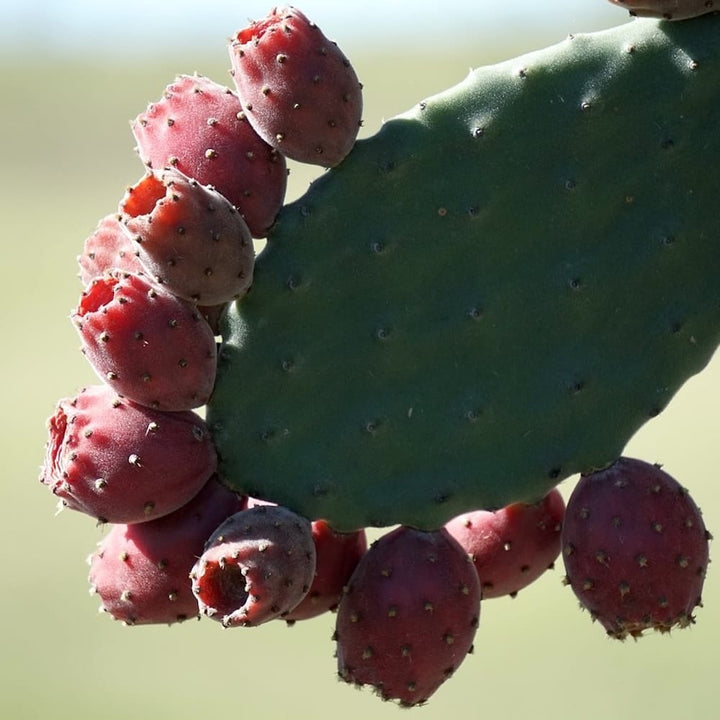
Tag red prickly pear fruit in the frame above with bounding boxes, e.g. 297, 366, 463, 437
120, 167, 254, 306
40, 384, 217, 523
240, 496, 368, 622
285, 520, 367, 622
77, 214, 143, 286
131, 74, 287, 238
607, 0, 716, 20
228, 6, 363, 167
72, 270, 217, 411
335, 526, 481, 707
561, 457, 711, 640
88, 476, 243, 625
190, 505, 316, 627
444, 488, 565, 599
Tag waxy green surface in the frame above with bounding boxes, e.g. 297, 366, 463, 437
209, 16, 720, 531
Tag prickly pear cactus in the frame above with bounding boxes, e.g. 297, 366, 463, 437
208, 15, 720, 532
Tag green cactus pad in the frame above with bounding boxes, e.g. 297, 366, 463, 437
208, 16, 720, 532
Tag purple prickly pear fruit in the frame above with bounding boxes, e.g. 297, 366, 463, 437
190, 504, 316, 627
77, 213, 142, 286
284, 520, 367, 622
335, 525, 481, 707
40, 383, 217, 523
120, 167, 254, 306
228, 6, 363, 167
72, 270, 217, 411
88, 476, 243, 625
561, 457, 711, 639
240, 496, 368, 622
444, 488, 565, 599
131, 73, 287, 238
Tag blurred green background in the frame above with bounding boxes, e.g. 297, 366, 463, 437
2, 2, 719, 718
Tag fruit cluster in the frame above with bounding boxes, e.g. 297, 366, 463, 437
43, 4, 366, 628
39, 5, 712, 708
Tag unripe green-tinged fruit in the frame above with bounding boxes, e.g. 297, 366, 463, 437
561, 457, 710, 639
209, 16, 720, 531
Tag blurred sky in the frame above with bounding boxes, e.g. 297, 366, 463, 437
1, 0, 623, 57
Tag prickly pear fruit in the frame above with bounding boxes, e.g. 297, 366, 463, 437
40, 384, 217, 523
72, 270, 217, 411
285, 520, 367, 622
444, 488, 565, 599
608, 0, 717, 19
131, 73, 287, 238
77, 214, 142, 286
240, 496, 368, 621
561, 457, 711, 639
335, 526, 480, 707
228, 5, 363, 167
120, 167, 254, 306
88, 476, 242, 625
190, 504, 316, 627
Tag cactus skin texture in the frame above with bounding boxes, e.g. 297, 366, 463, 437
209, 17, 720, 532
